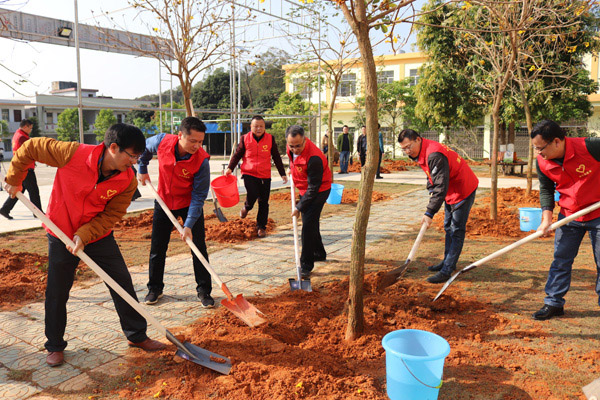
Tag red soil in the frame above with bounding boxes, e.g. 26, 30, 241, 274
115, 271, 578, 400
383, 159, 415, 171
270, 190, 390, 204
0, 249, 48, 310
205, 218, 276, 243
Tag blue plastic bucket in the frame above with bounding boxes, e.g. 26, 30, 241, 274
519, 207, 542, 232
382, 329, 450, 400
554, 191, 560, 202
326, 183, 344, 205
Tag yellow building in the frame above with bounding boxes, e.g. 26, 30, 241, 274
285, 51, 600, 159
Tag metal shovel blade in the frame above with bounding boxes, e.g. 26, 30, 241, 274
221, 294, 267, 328
175, 342, 232, 375
289, 277, 312, 292
214, 205, 227, 223
433, 264, 477, 302
166, 330, 231, 374
378, 259, 411, 291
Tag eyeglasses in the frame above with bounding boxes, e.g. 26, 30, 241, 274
533, 142, 550, 153
400, 142, 414, 153
121, 148, 141, 161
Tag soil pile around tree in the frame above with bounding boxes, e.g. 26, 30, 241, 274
0, 249, 48, 310
383, 159, 415, 171
205, 218, 276, 243
481, 187, 540, 207
114, 271, 574, 400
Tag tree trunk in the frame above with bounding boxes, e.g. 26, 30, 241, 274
490, 109, 500, 220
345, 20, 378, 342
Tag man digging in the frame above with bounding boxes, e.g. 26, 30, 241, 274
532, 120, 600, 320
286, 125, 332, 278
225, 115, 287, 238
137, 116, 214, 308
398, 129, 479, 283
3, 124, 165, 367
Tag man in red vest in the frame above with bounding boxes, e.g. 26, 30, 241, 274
398, 129, 478, 284
225, 115, 287, 238
3, 124, 165, 367
287, 125, 332, 277
0, 119, 42, 219
137, 117, 213, 307
532, 120, 600, 320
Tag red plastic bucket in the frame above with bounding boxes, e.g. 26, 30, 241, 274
211, 175, 239, 208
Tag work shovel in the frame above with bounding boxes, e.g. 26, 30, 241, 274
378, 221, 428, 291
147, 182, 266, 328
210, 187, 228, 223
288, 176, 312, 292
434, 199, 600, 302
16, 192, 231, 375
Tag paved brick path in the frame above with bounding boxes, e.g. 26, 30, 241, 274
0, 189, 428, 399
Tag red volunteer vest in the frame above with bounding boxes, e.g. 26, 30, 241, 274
537, 137, 600, 222
288, 138, 332, 195
46, 144, 133, 242
241, 132, 273, 179
13, 128, 34, 170
417, 138, 478, 205
157, 134, 210, 210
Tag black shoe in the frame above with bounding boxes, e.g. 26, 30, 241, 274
376, 175, 383, 179
240, 206, 248, 219
198, 293, 215, 308
532, 304, 564, 320
0, 209, 13, 220
427, 262, 444, 272
144, 291, 163, 305
427, 271, 451, 284
300, 268, 312, 279
314, 255, 326, 262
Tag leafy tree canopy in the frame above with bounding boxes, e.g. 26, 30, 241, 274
94, 109, 117, 143
56, 109, 89, 142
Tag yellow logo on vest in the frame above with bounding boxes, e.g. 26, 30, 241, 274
100, 189, 118, 200
262, 144, 269, 151
296, 166, 303, 172
178, 168, 192, 179
576, 164, 592, 177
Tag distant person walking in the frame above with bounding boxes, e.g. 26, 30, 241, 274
376, 124, 384, 179
0, 119, 42, 219
357, 125, 367, 167
336, 125, 353, 174
226, 115, 287, 238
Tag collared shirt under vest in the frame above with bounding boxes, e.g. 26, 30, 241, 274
289, 138, 332, 195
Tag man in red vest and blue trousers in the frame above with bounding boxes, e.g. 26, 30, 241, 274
0, 119, 42, 220
398, 129, 478, 284
225, 115, 287, 238
532, 120, 600, 320
287, 125, 332, 278
137, 117, 213, 308
3, 124, 165, 367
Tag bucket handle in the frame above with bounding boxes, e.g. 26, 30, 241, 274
400, 358, 443, 389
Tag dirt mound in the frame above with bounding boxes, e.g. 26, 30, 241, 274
0, 249, 48, 310
270, 190, 390, 204
482, 187, 540, 207
348, 162, 362, 173
206, 218, 276, 243
114, 210, 154, 230
116, 273, 508, 400
383, 159, 414, 172
466, 158, 489, 166
342, 189, 391, 204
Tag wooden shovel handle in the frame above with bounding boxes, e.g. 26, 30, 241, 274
407, 222, 428, 262
147, 183, 232, 300
16, 192, 167, 336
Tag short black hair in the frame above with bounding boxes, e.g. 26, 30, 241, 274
180, 116, 207, 135
531, 119, 565, 141
398, 129, 421, 143
104, 123, 146, 153
20, 119, 33, 128
343, 125, 349, 129
286, 125, 305, 138
361, 125, 366, 129
251, 115, 264, 122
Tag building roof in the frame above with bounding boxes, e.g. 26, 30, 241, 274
33, 94, 150, 110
